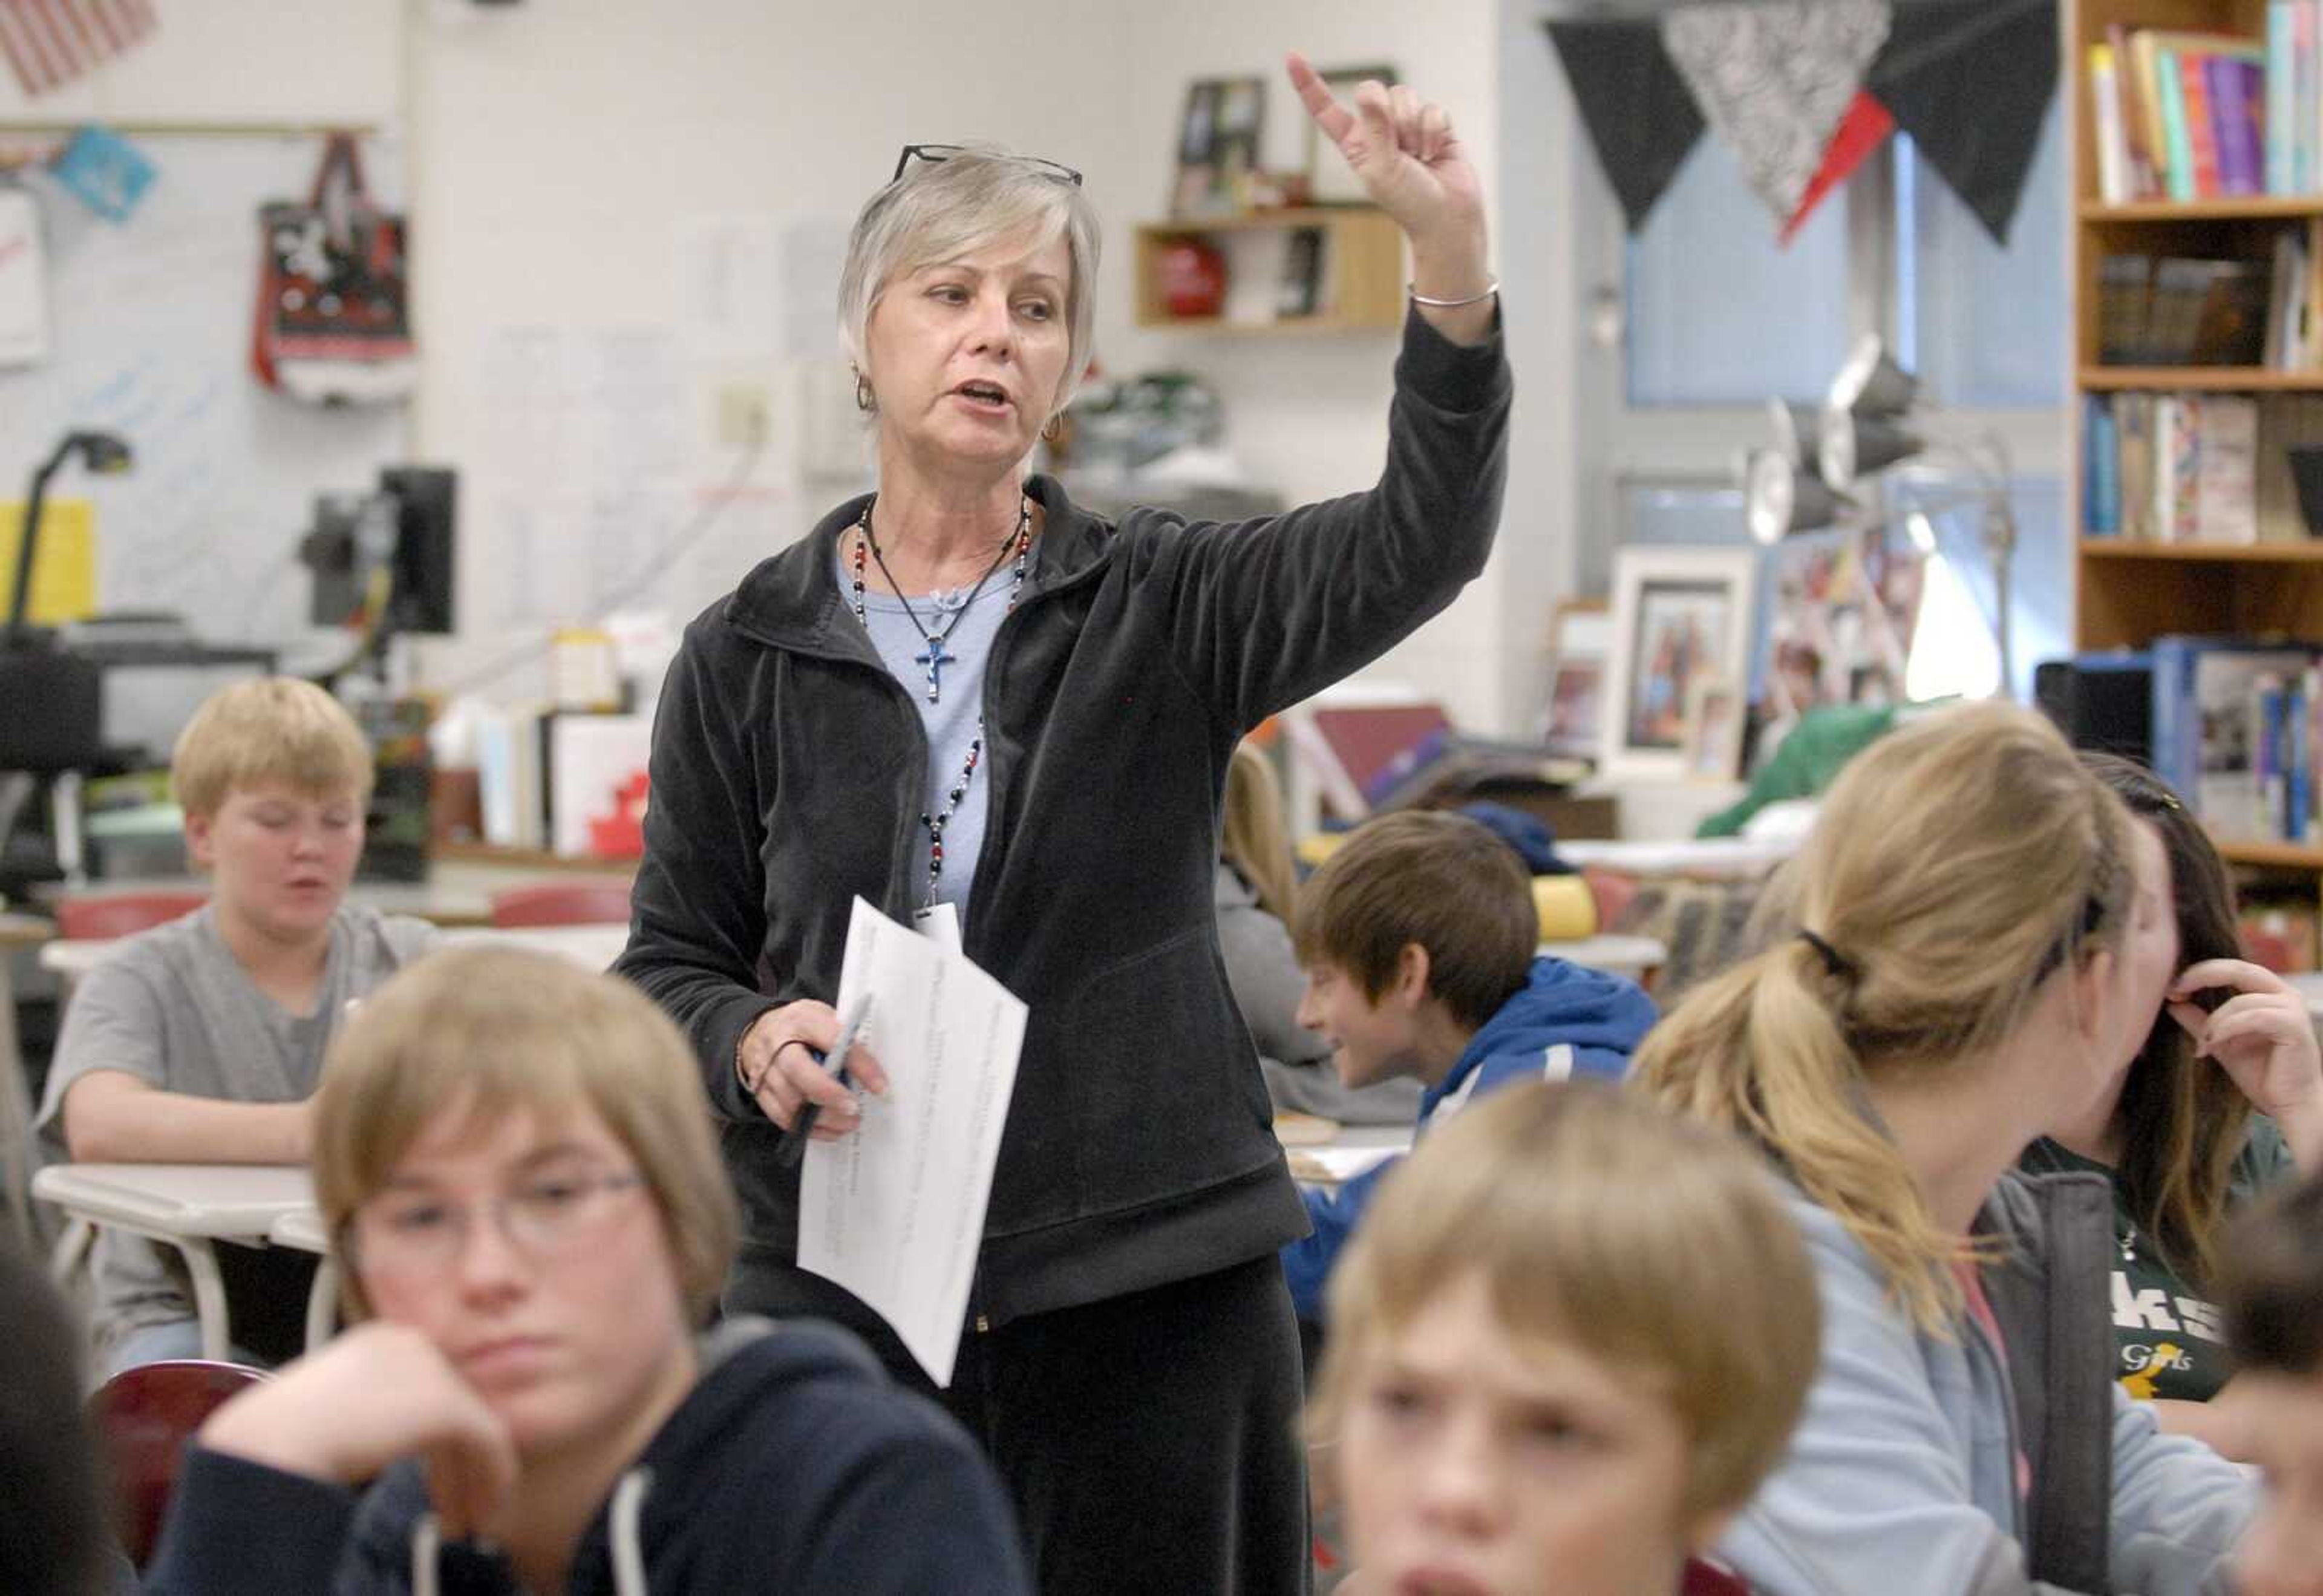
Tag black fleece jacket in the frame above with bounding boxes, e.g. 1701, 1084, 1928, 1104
613, 308, 1511, 1329
143, 1319, 1030, 1594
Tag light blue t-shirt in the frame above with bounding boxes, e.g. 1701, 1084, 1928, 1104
843, 551, 1015, 929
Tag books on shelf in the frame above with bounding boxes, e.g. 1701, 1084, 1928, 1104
2082, 392, 2276, 541
2095, 19, 2302, 203
2149, 636, 2323, 844
2094, 252, 2281, 368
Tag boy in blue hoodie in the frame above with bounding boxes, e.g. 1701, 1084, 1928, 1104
1281, 809, 1657, 1325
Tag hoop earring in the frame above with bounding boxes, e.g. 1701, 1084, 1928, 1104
1041, 412, 1064, 443
854, 372, 875, 414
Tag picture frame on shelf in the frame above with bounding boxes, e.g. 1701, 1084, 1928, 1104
1538, 597, 1611, 760
1306, 63, 1397, 204
1172, 74, 1265, 217
1682, 676, 1743, 783
1602, 545, 1757, 782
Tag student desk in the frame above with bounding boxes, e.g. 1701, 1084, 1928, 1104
268, 1207, 336, 1351
1283, 1124, 1412, 1190
48, 858, 635, 930
41, 920, 631, 983
1540, 932, 1666, 985
32, 1162, 312, 1360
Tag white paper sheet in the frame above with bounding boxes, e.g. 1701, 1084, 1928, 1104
798, 897, 1027, 1387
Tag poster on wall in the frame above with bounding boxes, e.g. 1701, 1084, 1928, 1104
1765, 527, 1927, 721
0, 185, 48, 366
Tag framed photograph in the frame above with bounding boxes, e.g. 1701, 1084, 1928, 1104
1682, 676, 1743, 783
1602, 546, 1757, 782
1538, 598, 1611, 760
1305, 63, 1397, 204
1173, 75, 1265, 217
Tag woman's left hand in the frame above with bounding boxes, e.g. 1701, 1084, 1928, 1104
1286, 53, 1488, 295
2169, 957, 2323, 1169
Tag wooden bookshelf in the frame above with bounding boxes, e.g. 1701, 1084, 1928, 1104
1132, 206, 1403, 334
2080, 366, 2323, 389
2079, 538, 2323, 561
2214, 837, 2323, 868
2071, 1, 2323, 886
2071, 0, 2323, 643
2082, 195, 2323, 221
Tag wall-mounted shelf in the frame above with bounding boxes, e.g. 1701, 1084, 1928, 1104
1132, 206, 1403, 335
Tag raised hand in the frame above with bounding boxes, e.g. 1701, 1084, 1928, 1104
1286, 51, 1491, 325
2168, 957, 2323, 1169
198, 1321, 520, 1538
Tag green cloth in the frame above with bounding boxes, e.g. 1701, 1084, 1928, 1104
2019, 1119, 2296, 1403
1696, 702, 1901, 839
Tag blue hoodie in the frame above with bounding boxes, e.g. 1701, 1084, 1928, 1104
1281, 955, 1658, 1323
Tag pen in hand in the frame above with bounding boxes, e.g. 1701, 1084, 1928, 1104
775, 995, 874, 1169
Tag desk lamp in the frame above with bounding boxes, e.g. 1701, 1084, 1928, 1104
0, 429, 132, 773
1746, 336, 2019, 698
4, 429, 132, 652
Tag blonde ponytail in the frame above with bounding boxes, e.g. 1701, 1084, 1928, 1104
1633, 702, 2132, 1334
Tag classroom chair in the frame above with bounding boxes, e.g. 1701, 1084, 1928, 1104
1681, 1558, 1755, 1596
88, 1358, 267, 1568
488, 880, 633, 928
55, 891, 209, 941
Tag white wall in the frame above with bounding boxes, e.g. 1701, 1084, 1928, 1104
12, 0, 1588, 736
0, 0, 402, 127
1106, 1, 1514, 731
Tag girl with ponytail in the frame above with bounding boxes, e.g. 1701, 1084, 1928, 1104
1634, 701, 2255, 1595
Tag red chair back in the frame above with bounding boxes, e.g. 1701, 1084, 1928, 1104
56, 892, 208, 941
489, 880, 633, 929
88, 1359, 267, 1568
1681, 1557, 1754, 1596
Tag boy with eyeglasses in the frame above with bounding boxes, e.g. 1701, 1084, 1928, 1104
35, 677, 438, 1373
145, 947, 1028, 1596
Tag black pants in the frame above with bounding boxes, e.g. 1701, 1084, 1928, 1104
730, 1252, 1312, 1596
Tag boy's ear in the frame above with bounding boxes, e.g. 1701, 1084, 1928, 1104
182, 809, 217, 871
1390, 942, 1431, 1010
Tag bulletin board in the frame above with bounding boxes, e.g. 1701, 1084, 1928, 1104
0, 133, 408, 647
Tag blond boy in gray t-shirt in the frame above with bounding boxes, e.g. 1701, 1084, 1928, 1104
33, 679, 437, 1372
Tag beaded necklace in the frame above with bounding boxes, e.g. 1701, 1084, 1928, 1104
858, 496, 1030, 704
849, 492, 1034, 904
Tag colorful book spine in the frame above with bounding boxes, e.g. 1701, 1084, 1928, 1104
2157, 46, 2201, 200
2181, 50, 2224, 197
2112, 22, 2161, 197
2305, 663, 2323, 836
2259, 673, 2289, 839
2289, 672, 2312, 840
2087, 396, 2122, 535
2211, 56, 2267, 196
2300, 2, 2321, 193
2093, 44, 2132, 203
2273, 1, 2298, 194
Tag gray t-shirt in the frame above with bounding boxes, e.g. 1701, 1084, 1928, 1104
34, 902, 439, 1347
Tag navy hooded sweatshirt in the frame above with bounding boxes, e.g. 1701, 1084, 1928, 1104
142, 1318, 1030, 1595
1281, 955, 1658, 1323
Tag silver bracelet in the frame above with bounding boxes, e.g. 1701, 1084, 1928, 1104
1409, 276, 1500, 308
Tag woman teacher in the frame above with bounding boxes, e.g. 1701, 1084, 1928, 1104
616, 53, 1508, 1594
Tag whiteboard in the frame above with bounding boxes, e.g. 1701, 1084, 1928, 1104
0, 134, 409, 650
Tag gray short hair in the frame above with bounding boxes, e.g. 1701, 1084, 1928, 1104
838, 146, 1101, 424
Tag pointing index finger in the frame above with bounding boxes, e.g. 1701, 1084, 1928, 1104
1286, 51, 1353, 146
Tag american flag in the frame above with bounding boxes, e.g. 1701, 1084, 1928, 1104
0, 0, 157, 99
